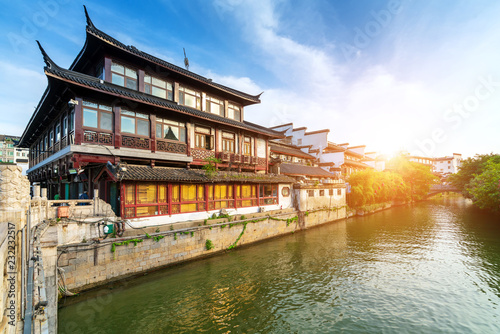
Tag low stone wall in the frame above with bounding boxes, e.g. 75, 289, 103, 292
0, 165, 29, 334
56, 207, 347, 292
303, 207, 347, 228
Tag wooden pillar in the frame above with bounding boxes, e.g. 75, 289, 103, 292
186, 122, 191, 156
104, 57, 112, 82
74, 97, 83, 145
138, 69, 145, 92
265, 139, 269, 174
114, 106, 121, 149
150, 113, 156, 152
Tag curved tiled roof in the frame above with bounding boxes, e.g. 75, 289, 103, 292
269, 143, 315, 159
119, 165, 295, 183
280, 163, 334, 178
77, 6, 261, 104
35, 42, 282, 138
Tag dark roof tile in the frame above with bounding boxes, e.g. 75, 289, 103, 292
119, 165, 295, 183
280, 163, 334, 178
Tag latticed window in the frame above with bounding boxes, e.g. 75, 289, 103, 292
179, 86, 201, 109
222, 132, 235, 153
123, 183, 168, 218
259, 184, 278, 205
243, 137, 252, 156
111, 62, 137, 90
235, 184, 258, 207
207, 184, 234, 210
145, 75, 172, 100
194, 126, 213, 150
171, 184, 205, 214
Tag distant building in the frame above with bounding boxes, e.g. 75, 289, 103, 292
407, 152, 462, 177
0, 135, 29, 174
269, 123, 379, 178
409, 155, 434, 172
433, 153, 462, 175
269, 141, 335, 182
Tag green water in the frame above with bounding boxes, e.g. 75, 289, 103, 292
58, 197, 500, 333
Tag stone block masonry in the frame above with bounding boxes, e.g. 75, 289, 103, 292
58, 207, 347, 292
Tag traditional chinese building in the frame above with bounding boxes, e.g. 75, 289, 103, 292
19, 7, 293, 222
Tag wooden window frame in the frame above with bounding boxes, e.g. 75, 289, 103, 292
235, 184, 258, 208
144, 74, 173, 100
221, 131, 236, 153
120, 109, 150, 137
228, 102, 241, 121
111, 61, 138, 90
122, 182, 169, 219
194, 126, 214, 150
206, 95, 224, 116
171, 183, 206, 214
156, 118, 186, 142
179, 85, 201, 110
121, 181, 279, 218
82, 101, 114, 133
207, 184, 235, 210
259, 184, 279, 206
68, 110, 75, 133
243, 136, 252, 156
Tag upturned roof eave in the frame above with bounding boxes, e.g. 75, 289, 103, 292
43, 66, 282, 138
81, 24, 262, 105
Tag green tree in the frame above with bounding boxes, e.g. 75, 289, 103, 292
465, 159, 500, 212
449, 154, 500, 199
389, 155, 439, 200
348, 169, 411, 208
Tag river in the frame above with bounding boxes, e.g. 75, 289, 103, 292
58, 197, 500, 333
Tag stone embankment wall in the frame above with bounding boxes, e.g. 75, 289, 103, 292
57, 205, 347, 292
0, 165, 30, 334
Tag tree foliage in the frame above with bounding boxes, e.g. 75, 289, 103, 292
449, 154, 500, 199
449, 154, 500, 212
348, 155, 438, 208
348, 169, 411, 208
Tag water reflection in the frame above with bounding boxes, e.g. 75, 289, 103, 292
59, 197, 500, 333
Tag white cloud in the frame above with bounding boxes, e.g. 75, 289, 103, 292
0, 61, 46, 136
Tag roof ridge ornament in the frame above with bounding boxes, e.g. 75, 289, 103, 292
36, 40, 60, 70
83, 5, 95, 29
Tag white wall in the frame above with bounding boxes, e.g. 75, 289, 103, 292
348, 146, 366, 156
302, 132, 328, 149
256, 138, 266, 158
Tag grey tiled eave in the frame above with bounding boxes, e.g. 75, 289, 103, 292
84, 25, 261, 104
117, 165, 295, 184
44, 66, 282, 138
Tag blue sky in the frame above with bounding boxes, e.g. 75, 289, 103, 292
1, 0, 499, 158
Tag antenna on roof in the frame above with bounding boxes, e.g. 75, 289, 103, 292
183, 48, 189, 71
